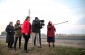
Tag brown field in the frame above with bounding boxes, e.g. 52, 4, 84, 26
0, 40, 85, 55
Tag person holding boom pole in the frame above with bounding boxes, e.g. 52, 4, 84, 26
47, 21, 68, 47
47, 21, 56, 47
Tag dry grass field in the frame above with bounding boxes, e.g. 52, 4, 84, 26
0, 40, 85, 55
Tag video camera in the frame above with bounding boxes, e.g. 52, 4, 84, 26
33, 19, 45, 29
33, 17, 45, 29
39, 20, 45, 26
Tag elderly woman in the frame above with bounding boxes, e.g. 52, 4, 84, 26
5, 22, 15, 48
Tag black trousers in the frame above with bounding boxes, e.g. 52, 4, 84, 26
39, 32, 41, 46
8, 42, 13, 48
14, 36, 21, 49
23, 34, 30, 51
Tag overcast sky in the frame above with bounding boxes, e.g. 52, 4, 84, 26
0, 0, 85, 34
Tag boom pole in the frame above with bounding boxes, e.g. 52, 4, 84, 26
53, 21, 68, 25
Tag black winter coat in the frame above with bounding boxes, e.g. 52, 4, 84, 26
32, 20, 41, 33
5, 25, 15, 43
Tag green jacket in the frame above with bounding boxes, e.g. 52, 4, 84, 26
14, 24, 22, 37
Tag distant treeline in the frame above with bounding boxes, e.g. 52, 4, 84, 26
0, 31, 6, 36
1, 31, 85, 40
1, 31, 85, 36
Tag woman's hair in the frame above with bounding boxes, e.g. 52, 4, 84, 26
9, 21, 13, 25
48, 21, 52, 26
16, 20, 20, 23
25, 16, 30, 20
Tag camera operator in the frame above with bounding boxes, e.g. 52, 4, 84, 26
32, 17, 44, 48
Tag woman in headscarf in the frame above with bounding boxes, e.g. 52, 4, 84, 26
47, 21, 56, 47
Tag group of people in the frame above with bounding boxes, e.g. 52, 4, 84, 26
5, 16, 56, 53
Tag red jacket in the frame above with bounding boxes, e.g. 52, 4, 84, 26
22, 20, 31, 34
47, 25, 56, 37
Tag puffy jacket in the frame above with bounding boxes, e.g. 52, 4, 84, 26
32, 20, 41, 33
22, 20, 31, 34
